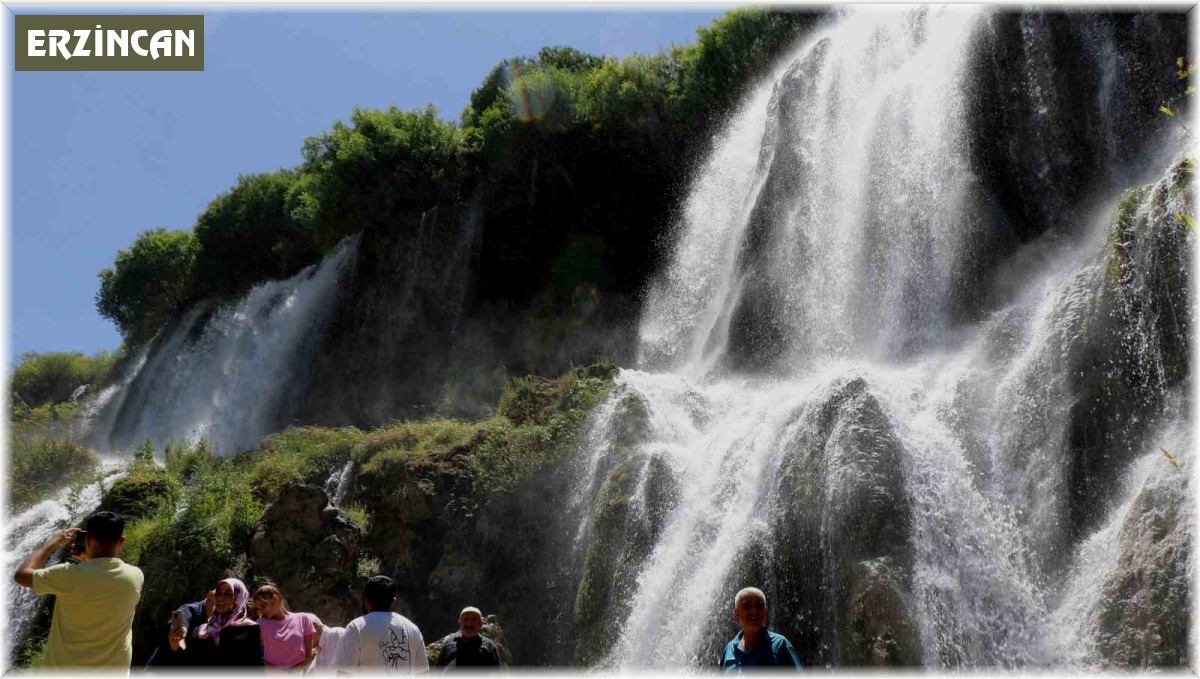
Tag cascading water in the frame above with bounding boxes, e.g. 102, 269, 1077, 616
574, 5, 1191, 670
89, 236, 359, 456
3, 237, 360, 667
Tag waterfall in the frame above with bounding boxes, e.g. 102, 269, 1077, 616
577, 5, 1191, 669
325, 460, 355, 509
89, 236, 359, 456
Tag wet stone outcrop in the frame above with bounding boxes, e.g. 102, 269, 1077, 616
966, 11, 1188, 243
573, 392, 682, 665
724, 38, 830, 372
766, 377, 919, 666
249, 483, 363, 626
1096, 464, 1191, 668
1066, 161, 1193, 544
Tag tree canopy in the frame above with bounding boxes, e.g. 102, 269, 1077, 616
95, 8, 821, 347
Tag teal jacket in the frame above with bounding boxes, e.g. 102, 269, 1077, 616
722, 630, 802, 672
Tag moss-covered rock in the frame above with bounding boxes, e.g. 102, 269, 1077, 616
571, 383, 677, 665
248, 483, 363, 627
336, 364, 618, 664
98, 464, 177, 520
762, 376, 918, 667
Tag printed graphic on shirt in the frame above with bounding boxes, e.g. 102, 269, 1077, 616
379, 627, 409, 670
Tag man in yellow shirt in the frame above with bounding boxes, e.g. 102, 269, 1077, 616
13, 511, 144, 671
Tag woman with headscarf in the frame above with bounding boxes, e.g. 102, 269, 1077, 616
168, 577, 264, 667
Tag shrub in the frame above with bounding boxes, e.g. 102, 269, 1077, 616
247, 426, 364, 500
192, 170, 320, 300
96, 228, 198, 346
300, 105, 467, 244
10, 349, 121, 411
9, 437, 100, 512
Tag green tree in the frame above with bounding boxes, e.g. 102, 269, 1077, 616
536, 45, 603, 73
300, 105, 466, 241
192, 170, 317, 300
668, 8, 821, 133
96, 228, 198, 345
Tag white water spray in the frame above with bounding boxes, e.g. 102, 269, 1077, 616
579, 6, 1191, 669
90, 236, 358, 456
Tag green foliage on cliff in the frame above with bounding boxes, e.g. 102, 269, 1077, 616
192, 170, 320, 300
10, 349, 120, 412
358, 363, 617, 496
9, 363, 106, 511
8, 435, 99, 512
96, 227, 198, 345
300, 105, 468, 242
94, 8, 821, 347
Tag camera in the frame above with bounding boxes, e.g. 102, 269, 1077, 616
69, 530, 87, 556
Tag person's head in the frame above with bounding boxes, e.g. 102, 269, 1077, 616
83, 511, 126, 558
253, 584, 289, 619
362, 576, 396, 614
458, 607, 483, 638
733, 587, 768, 637
213, 578, 249, 618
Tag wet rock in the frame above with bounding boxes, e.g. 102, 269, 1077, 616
768, 376, 919, 666
965, 12, 1187, 243
1067, 161, 1192, 543
849, 557, 920, 666
98, 467, 176, 520
1096, 465, 1191, 667
248, 483, 362, 626
572, 389, 675, 664
724, 39, 829, 372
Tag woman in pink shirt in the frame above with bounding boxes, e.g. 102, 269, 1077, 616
252, 585, 316, 671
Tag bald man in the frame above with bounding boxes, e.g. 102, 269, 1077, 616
434, 607, 502, 670
721, 587, 802, 672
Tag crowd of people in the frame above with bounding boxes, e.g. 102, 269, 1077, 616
14, 511, 802, 674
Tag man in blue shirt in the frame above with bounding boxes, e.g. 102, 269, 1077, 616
721, 587, 802, 672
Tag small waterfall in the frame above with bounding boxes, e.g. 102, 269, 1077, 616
324, 460, 355, 508
576, 5, 1191, 670
90, 236, 359, 456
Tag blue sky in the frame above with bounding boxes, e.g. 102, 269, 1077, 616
9, 6, 729, 365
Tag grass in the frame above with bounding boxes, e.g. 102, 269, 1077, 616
342, 502, 372, 531
8, 435, 100, 513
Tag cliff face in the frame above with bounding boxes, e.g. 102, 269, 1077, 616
295, 118, 686, 427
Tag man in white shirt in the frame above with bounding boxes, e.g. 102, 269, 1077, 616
333, 575, 428, 675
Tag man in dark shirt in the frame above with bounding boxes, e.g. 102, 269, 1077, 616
435, 606, 502, 670
721, 587, 802, 672
144, 593, 212, 669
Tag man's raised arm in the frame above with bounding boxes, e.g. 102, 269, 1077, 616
13, 527, 78, 589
